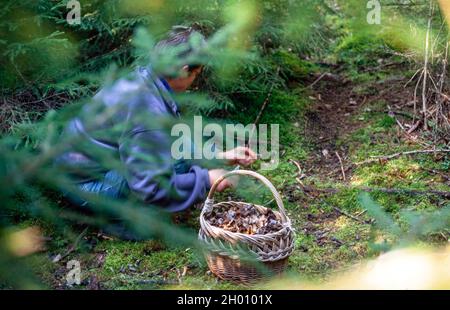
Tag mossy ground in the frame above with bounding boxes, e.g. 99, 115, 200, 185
21, 41, 450, 290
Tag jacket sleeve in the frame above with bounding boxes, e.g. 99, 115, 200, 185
119, 126, 211, 212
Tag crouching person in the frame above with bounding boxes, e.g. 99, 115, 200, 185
56, 25, 256, 238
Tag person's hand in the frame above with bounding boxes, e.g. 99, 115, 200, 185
208, 169, 238, 192
218, 147, 257, 167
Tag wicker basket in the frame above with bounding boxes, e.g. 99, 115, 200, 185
199, 170, 295, 283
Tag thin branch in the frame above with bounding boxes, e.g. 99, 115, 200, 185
247, 67, 280, 145
414, 69, 425, 118
289, 159, 304, 177
404, 68, 423, 87
308, 72, 327, 88
330, 205, 372, 225
335, 151, 346, 181
355, 149, 450, 166
422, 0, 434, 130
301, 185, 450, 199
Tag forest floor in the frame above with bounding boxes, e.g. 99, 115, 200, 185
25, 58, 450, 290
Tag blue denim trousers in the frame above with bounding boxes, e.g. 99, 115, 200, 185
77, 159, 190, 206
73, 161, 190, 240
77, 170, 129, 207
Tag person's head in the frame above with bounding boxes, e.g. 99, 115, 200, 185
154, 25, 206, 93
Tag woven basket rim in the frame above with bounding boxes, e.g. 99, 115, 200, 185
200, 200, 293, 242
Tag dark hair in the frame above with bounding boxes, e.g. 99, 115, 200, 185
154, 24, 206, 71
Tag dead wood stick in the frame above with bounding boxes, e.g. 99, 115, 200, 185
407, 120, 421, 134
317, 198, 371, 224
247, 67, 280, 144
308, 72, 328, 88
301, 185, 450, 199
355, 210, 367, 217
389, 111, 429, 147
405, 68, 423, 88
289, 159, 305, 177
289, 159, 307, 186
53, 227, 89, 262
360, 187, 450, 198
421, 167, 450, 182
384, 110, 415, 119
394, 116, 406, 131
335, 151, 346, 181
414, 69, 424, 119
355, 149, 450, 166
289, 159, 303, 174
362, 61, 403, 73
331, 205, 371, 224
422, 0, 434, 130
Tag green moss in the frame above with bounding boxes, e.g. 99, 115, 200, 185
272, 49, 319, 80
288, 220, 370, 278
326, 189, 362, 212
334, 33, 404, 83
377, 115, 396, 128
335, 34, 390, 68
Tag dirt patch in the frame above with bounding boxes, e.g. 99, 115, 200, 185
302, 72, 416, 183
302, 76, 363, 182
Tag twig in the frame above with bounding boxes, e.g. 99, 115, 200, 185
355, 210, 367, 217
387, 107, 427, 145
308, 72, 327, 88
335, 151, 346, 181
301, 185, 450, 199
289, 159, 304, 176
317, 198, 371, 224
362, 61, 403, 73
54, 227, 89, 262
375, 109, 415, 119
404, 68, 423, 87
407, 120, 421, 134
422, 0, 434, 130
355, 149, 450, 166
414, 69, 424, 119
289, 159, 307, 187
331, 205, 371, 225
247, 66, 280, 144
394, 114, 406, 131
434, 40, 449, 140
420, 167, 450, 182
360, 187, 450, 198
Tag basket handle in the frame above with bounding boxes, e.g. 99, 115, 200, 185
206, 170, 287, 222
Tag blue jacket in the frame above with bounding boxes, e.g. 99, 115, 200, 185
58, 66, 211, 212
